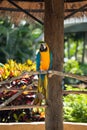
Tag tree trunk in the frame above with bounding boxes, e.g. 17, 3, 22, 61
44, 0, 64, 130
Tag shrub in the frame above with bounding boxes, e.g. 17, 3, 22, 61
64, 59, 83, 84
63, 86, 87, 123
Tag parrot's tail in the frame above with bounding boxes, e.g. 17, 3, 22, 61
38, 74, 48, 99
33, 74, 48, 105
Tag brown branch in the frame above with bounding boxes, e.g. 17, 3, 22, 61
0, 70, 87, 87
0, 80, 38, 92
62, 90, 87, 95
0, 82, 36, 109
48, 70, 87, 83
0, 105, 47, 111
21, 70, 87, 83
70, 84, 87, 88
0, 87, 37, 92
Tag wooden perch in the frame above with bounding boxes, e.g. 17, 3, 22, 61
0, 80, 38, 92
0, 87, 37, 92
48, 70, 87, 83
25, 70, 87, 83
0, 105, 47, 111
0, 82, 37, 109
62, 90, 87, 95
0, 70, 87, 86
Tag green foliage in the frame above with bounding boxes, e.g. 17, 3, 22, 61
32, 28, 42, 39
64, 59, 83, 74
63, 86, 87, 122
63, 60, 87, 122
79, 63, 87, 75
64, 59, 83, 84
0, 18, 43, 63
64, 33, 83, 61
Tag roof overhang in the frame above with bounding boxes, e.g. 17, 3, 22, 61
64, 22, 87, 33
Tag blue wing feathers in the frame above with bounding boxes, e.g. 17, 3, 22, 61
36, 52, 40, 71
36, 52, 45, 81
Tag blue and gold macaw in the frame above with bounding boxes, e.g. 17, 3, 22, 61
34, 42, 52, 105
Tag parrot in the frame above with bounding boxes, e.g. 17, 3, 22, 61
33, 42, 53, 105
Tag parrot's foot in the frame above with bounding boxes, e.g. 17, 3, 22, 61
33, 93, 44, 105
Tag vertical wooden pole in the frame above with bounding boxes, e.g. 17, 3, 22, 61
44, 0, 64, 130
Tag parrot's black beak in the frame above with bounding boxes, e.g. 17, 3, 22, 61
40, 43, 47, 52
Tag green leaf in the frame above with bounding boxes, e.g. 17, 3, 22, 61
32, 28, 42, 38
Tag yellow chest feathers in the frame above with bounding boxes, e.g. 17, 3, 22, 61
40, 50, 50, 71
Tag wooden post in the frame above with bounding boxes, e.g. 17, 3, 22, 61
44, 0, 64, 130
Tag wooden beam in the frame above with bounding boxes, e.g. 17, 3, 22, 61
64, 4, 87, 19
65, 8, 87, 12
44, 0, 64, 130
0, 7, 44, 13
8, 0, 43, 25
1, 0, 44, 2
13, 0, 44, 2
64, 0, 87, 2
0, 105, 47, 111
63, 90, 87, 95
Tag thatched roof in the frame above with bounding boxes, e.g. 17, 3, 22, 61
0, 0, 44, 24
0, 0, 87, 24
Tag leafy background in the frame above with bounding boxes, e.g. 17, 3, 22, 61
0, 18, 43, 63
0, 17, 87, 123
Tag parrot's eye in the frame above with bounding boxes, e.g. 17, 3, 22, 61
40, 43, 47, 52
